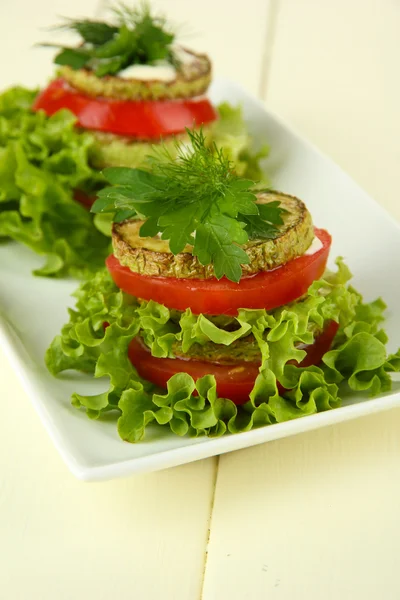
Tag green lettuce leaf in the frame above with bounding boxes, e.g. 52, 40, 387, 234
211, 103, 270, 182
45, 261, 400, 442
0, 86, 110, 277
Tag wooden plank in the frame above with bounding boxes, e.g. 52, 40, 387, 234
264, 0, 400, 220
203, 414, 400, 599
203, 1, 400, 598
0, 345, 216, 600
0, 0, 101, 87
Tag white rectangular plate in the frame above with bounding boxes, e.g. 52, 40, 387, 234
1, 79, 400, 481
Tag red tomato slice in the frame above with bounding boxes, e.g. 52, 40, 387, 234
73, 189, 96, 209
107, 228, 331, 315
32, 78, 218, 138
128, 321, 339, 405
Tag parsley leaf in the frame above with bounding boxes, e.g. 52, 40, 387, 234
42, 2, 176, 77
66, 20, 118, 45
241, 201, 286, 240
194, 216, 250, 282
54, 48, 91, 70
92, 129, 285, 282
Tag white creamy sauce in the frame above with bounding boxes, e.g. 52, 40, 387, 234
117, 47, 196, 81
304, 236, 323, 256
118, 62, 177, 82
154, 231, 195, 241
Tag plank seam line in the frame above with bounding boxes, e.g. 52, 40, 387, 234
199, 455, 220, 600
258, 0, 280, 101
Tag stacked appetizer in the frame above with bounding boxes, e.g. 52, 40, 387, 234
0, 4, 265, 276
46, 130, 400, 442
33, 6, 215, 172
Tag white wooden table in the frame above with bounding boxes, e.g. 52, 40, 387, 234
1, 1, 400, 598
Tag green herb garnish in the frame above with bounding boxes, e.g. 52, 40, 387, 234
41, 2, 175, 77
91, 129, 285, 283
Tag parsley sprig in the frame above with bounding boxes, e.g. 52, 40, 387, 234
92, 129, 285, 282
41, 2, 175, 77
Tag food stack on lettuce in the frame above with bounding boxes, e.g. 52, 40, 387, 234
46, 130, 400, 442
0, 3, 266, 277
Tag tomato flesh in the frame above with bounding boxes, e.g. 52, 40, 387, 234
128, 321, 339, 405
73, 189, 96, 209
32, 78, 218, 139
107, 228, 331, 315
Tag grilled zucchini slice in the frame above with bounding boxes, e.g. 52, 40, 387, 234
112, 191, 314, 279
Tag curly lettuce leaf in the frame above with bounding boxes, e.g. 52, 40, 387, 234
45, 261, 400, 442
0, 86, 110, 277
46, 269, 139, 376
